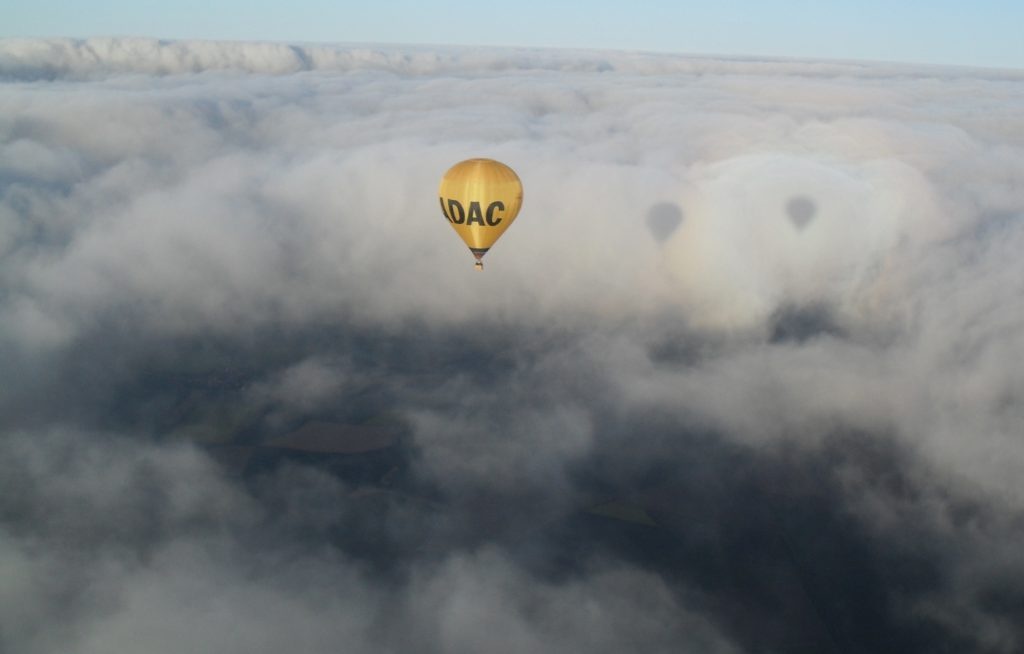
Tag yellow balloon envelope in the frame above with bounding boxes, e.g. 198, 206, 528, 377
438, 158, 523, 269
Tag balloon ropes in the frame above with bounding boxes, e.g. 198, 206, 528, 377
438, 159, 523, 270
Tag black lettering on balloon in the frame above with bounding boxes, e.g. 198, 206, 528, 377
466, 201, 485, 226
486, 201, 504, 226
447, 199, 466, 224
439, 197, 453, 223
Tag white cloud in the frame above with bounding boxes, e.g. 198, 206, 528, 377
3, 37, 1024, 653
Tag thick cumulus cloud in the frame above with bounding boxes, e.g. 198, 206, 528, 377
2, 37, 1024, 653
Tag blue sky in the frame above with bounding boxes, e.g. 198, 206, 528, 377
3, 0, 1024, 69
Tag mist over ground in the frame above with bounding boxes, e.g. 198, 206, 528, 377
2, 37, 1024, 653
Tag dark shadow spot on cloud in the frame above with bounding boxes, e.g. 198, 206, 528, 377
972, 210, 1024, 244
786, 196, 817, 231
289, 45, 313, 71
646, 202, 684, 243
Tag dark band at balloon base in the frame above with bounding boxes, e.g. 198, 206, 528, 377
469, 247, 489, 261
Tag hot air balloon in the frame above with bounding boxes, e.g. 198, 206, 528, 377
438, 158, 523, 270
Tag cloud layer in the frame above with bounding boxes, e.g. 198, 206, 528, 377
2, 37, 1024, 653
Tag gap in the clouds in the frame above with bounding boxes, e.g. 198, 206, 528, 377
0, 313, 1013, 652
768, 302, 846, 344
644, 303, 851, 369
559, 421, 974, 654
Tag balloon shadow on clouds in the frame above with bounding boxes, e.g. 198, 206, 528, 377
646, 202, 684, 243
786, 196, 817, 231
